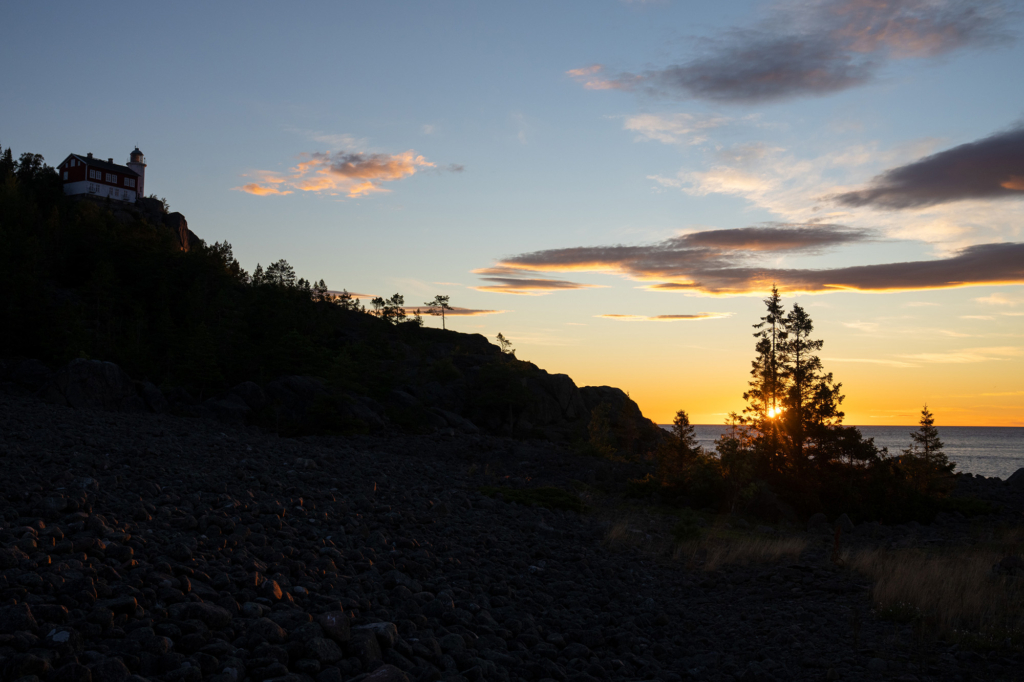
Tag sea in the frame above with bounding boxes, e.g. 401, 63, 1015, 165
660, 425, 1024, 480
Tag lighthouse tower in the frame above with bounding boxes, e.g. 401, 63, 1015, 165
126, 147, 146, 199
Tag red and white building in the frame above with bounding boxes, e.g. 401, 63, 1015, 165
58, 147, 147, 203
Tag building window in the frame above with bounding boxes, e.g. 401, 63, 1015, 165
63, 171, 68, 180
124, 177, 135, 188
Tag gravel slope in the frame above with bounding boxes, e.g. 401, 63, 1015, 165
0, 393, 1018, 682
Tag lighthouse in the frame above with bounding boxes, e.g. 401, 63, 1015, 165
126, 147, 146, 198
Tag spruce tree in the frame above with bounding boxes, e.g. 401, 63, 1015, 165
742, 286, 787, 471
907, 405, 950, 467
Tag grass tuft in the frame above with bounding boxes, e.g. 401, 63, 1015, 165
849, 541, 1024, 648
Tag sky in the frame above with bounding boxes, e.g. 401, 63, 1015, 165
3, 0, 1023, 426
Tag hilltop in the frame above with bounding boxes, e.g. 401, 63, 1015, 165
0, 147, 662, 449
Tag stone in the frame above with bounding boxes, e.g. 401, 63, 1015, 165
40, 359, 146, 412
353, 622, 398, 650
0, 603, 37, 633
363, 664, 410, 682
834, 513, 855, 534
90, 657, 130, 682
347, 629, 382, 665
249, 617, 288, 644
0, 546, 30, 569
317, 611, 351, 644
306, 637, 344, 663
316, 668, 344, 682
867, 657, 887, 673
807, 513, 829, 532
50, 662, 93, 682
167, 602, 231, 629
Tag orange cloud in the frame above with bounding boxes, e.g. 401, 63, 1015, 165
236, 183, 292, 196
405, 306, 508, 317
236, 148, 443, 198
598, 312, 733, 321
1002, 176, 1024, 191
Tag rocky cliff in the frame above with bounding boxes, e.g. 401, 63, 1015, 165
0, 346, 665, 453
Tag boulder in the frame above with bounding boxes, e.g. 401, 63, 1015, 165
0, 603, 36, 633
39, 359, 146, 412
1006, 467, 1024, 487
834, 513, 855, 534
807, 513, 830, 533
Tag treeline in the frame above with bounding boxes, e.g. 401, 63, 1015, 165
640, 287, 963, 523
0, 144, 448, 398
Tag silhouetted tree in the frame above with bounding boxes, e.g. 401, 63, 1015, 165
332, 289, 361, 311
743, 285, 787, 471
265, 259, 296, 287
779, 303, 831, 463
496, 332, 515, 355
657, 409, 702, 483
0, 143, 14, 178
425, 294, 452, 330
371, 294, 406, 324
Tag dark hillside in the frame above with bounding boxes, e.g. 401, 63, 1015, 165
0, 146, 662, 448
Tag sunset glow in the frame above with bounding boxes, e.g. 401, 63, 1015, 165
5, 1, 1021, 426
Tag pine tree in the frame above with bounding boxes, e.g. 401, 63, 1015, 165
742, 285, 787, 472
671, 409, 701, 458
907, 405, 949, 465
424, 294, 452, 330
780, 303, 827, 463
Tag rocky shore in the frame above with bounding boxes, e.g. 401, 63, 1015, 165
1, 392, 1022, 682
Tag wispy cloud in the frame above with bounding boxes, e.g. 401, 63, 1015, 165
975, 292, 1020, 306
236, 148, 455, 198
570, 0, 1011, 103
485, 224, 1024, 295
598, 312, 733, 321
898, 346, 1022, 364
826, 357, 918, 368
832, 126, 1024, 208
624, 113, 729, 145
842, 320, 880, 332
405, 306, 508, 317
471, 267, 604, 295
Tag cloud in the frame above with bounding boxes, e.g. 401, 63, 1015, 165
571, 0, 1010, 103
325, 290, 376, 300
405, 306, 508, 317
898, 346, 1022, 364
566, 65, 636, 91
471, 266, 604, 295
236, 148, 444, 198
832, 126, 1024, 208
825, 357, 919, 367
974, 292, 1019, 306
842, 320, 880, 332
598, 312, 733, 321
624, 113, 729, 145
236, 183, 292, 196
487, 222, 1024, 295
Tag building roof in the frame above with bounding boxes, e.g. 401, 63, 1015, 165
62, 154, 139, 177
130, 147, 144, 157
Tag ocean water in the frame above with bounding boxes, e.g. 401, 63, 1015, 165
662, 425, 1024, 480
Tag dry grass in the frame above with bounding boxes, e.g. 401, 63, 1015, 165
849, 536, 1024, 647
676, 532, 808, 571
603, 511, 806, 571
